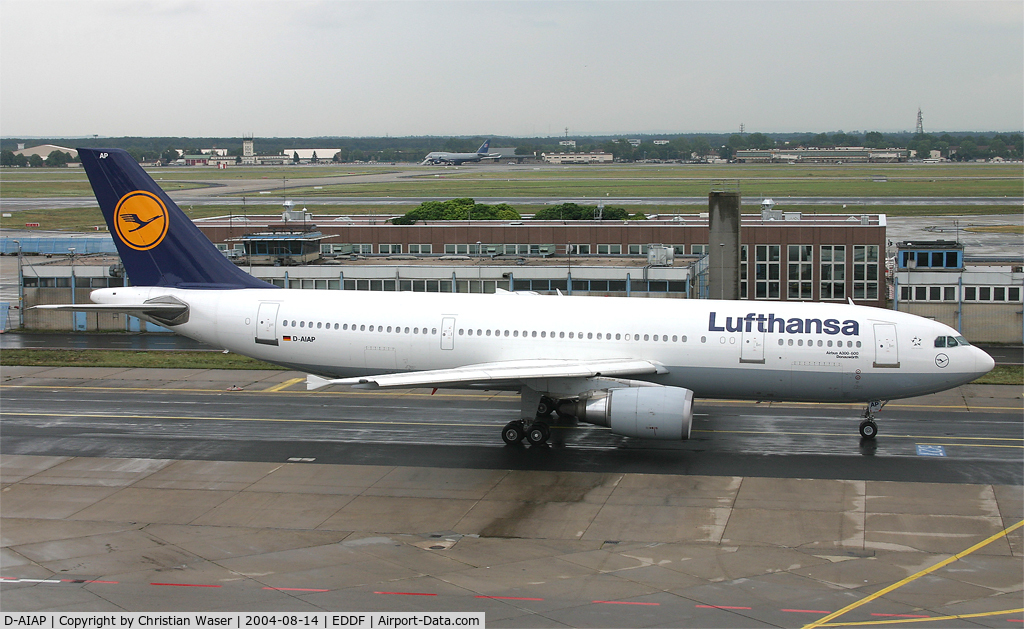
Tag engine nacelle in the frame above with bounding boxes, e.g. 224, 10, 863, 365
561, 386, 694, 440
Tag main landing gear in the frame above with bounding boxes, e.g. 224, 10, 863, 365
501, 419, 552, 446
503, 394, 556, 446
859, 400, 887, 440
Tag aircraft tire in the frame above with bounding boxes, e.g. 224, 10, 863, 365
502, 421, 525, 445
526, 422, 550, 446
536, 397, 555, 417
859, 419, 878, 440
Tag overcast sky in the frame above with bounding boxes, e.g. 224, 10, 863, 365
2, 0, 1021, 138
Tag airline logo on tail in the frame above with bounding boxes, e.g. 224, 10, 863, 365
114, 190, 168, 251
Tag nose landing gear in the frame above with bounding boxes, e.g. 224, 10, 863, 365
859, 400, 887, 439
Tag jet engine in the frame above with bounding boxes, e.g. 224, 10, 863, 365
559, 386, 694, 440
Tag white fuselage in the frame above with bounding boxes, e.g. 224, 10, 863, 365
92, 286, 994, 403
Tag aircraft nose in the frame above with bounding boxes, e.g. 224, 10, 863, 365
974, 347, 996, 377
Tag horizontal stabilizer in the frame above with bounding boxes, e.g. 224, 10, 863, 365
33, 303, 187, 315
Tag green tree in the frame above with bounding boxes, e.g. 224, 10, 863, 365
44, 150, 72, 167
691, 136, 711, 158
747, 133, 774, 150
864, 131, 885, 148
292, 151, 300, 164
28, 154, 44, 168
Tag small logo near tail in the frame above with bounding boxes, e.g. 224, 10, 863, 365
114, 191, 169, 251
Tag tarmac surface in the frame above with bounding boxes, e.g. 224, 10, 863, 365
1, 366, 1021, 625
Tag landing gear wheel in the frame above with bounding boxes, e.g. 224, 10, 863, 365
502, 421, 525, 445
536, 397, 556, 417
526, 421, 550, 445
859, 419, 878, 440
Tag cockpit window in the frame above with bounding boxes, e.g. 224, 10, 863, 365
934, 336, 946, 348
954, 335, 970, 346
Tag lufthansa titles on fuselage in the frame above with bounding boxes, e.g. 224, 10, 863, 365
708, 312, 860, 336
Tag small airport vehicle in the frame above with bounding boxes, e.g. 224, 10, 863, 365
39, 149, 995, 446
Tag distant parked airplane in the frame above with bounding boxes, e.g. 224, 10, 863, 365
421, 140, 500, 165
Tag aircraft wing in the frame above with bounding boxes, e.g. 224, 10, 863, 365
307, 358, 666, 391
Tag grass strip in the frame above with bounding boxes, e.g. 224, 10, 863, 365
0, 349, 285, 370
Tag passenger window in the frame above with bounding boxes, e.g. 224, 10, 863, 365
596, 333, 602, 340
644, 334, 650, 341
827, 340, 832, 347
682, 335, 687, 342
477, 329, 482, 336
431, 328, 437, 334
360, 325, 365, 331
300, 321, 305, 328
788, 339, 793, 346
541, 331, 546, 338
569, 332, 574, 339
513, 330, 519, 337
616, 334, 622, 340
798, 339, 803, 346
935, 336, 946, 348
700, 336, 706, 343
817, 340, 822, 347
779, 339, 784, 346
856, 341, 862, 348
317, 322, 322, 329
282, 320, 288, 327
672, 335, 678, 342
559, 332, 565, 339
414, 327, 419, 334
532, 331, 537, 338
504, 330, 509, 337
308, 321, 313, 328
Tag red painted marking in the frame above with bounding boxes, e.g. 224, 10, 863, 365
871, 613, 930, 618
263, 587, 330, 592
151, 582, 221, 588
1006, 620, 1023, 623
782, 609, 831, 614
594, 600, 660, 606
87, 580, 120, 584
374, 591, 437, 596
696, 605, 752, 610
475, 595, 545, 601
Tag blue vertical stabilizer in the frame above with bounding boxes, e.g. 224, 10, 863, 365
78, 148, 274, 289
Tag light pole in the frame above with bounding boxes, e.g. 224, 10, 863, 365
13, 239, 23, 328
68, 247, 76, 305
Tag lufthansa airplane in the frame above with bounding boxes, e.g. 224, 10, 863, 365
421, 140, 499, 165
40, 149, 994, 446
